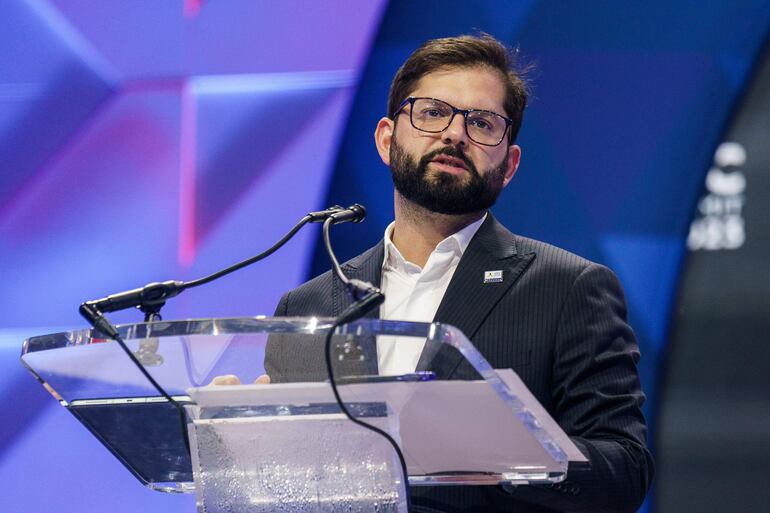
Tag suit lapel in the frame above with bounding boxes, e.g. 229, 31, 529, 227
417, 216, 535, 377
333, 242, 384, 317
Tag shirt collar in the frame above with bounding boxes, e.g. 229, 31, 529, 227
382, 213, 487, 270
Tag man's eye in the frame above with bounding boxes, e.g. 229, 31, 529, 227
469, 117, 493, 131
422, 108, 445, 118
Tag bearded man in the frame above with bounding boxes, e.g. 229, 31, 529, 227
266, 34, 654, 513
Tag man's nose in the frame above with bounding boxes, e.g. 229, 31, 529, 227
441, 113, 468, 146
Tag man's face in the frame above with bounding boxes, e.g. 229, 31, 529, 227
375, 66, 521, 215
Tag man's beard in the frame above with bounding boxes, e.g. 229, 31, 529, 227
389, 139, 508, 215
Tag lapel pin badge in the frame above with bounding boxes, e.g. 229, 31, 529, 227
484, 270, 503, 283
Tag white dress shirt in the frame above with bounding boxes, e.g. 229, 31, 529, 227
377, 214, 487, 375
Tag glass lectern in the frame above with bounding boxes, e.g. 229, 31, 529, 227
21, 317, 584, 512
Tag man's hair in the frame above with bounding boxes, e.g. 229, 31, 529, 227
387, 34, 528, 143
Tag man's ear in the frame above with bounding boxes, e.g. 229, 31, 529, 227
502, 144, 521, 187
374, 117, 394, 165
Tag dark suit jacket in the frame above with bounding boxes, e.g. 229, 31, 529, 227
266, 215, 654, 513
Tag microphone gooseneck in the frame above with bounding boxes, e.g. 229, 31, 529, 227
321, 206, 380, 303
321, 211, 410, 509
79, 206, 355, 326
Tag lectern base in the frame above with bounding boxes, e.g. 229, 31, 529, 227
189, 412, 407, 513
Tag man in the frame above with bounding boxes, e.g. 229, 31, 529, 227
267, 34, 654, 513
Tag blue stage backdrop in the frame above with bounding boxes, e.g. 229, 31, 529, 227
1, 1, 769, 512
307, 2, 770, 512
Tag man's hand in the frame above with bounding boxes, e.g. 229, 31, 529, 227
208, 374, 271, 385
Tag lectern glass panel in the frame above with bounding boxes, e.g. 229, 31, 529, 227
21, 317, 570, 494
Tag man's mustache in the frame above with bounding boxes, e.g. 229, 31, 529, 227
418, 146, 477, 176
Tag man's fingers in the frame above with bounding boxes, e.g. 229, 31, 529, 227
209, 374, 271, 385
43, 382, 63, 401
209, 374, 242, 386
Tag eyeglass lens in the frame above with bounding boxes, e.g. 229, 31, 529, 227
410, 98, 507, 145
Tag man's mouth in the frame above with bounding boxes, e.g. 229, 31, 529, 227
430, 155, 469, 174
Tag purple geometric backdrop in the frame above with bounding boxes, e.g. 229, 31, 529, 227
5, 2, 769, 512
0, 1, 385, 511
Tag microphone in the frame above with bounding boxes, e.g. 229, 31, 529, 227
329, 204, 366, 224
307, 205, 344, 222
84, 280, 184, 314
321, 206, 383, 317
79, 203, 368, 329
79, 302, 120, 339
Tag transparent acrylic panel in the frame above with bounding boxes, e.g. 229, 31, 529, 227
321, 321, 569, 486
21, 317, 569, 493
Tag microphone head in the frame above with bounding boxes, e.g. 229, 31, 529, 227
349, 203, 366, 223
328, 203, 367, 224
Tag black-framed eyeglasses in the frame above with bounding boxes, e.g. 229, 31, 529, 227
393, 97, 513, 147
